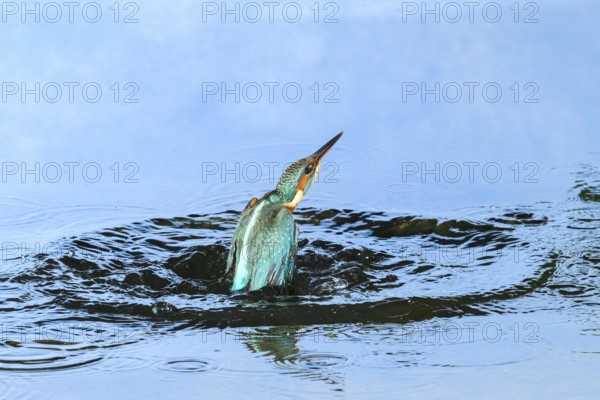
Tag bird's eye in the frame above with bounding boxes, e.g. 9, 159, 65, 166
304, 164, 314, 175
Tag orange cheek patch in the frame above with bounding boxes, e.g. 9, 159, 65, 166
296, 174, 309, 191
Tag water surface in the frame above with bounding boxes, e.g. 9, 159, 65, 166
1, 1, 599, 398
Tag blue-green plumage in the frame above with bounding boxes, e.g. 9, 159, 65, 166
227, 197, 297, 292
226, 132, 343, 293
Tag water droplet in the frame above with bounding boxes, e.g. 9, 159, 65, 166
315, 278, 348, 294
151, 302, 175, 315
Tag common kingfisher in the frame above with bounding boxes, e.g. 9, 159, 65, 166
226, 132, 343, 293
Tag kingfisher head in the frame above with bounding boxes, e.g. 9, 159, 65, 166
273, 132, 343, 212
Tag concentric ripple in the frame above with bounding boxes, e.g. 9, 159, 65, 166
157, 359, 216, 373
0, 316, 148, 373
6, 206, 556, 329
2, 169, 599, 374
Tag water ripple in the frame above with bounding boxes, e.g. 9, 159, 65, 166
1, 169, 598, 374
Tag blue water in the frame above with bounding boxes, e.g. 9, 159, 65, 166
1, 1, 599, 398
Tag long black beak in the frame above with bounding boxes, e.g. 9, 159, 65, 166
312, 131, 343, 163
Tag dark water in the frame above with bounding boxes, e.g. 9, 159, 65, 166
2, 1, 600, 398
1, 167, 598, 397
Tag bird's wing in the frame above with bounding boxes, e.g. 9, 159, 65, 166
227, 202, 297, 292
228, 201, 297, 292
226, 197, 259, 276
247, 204, 297, 291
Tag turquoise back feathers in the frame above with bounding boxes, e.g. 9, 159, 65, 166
226, 199, 297, 293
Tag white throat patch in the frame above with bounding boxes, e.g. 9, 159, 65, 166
282, 189, 304, 212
